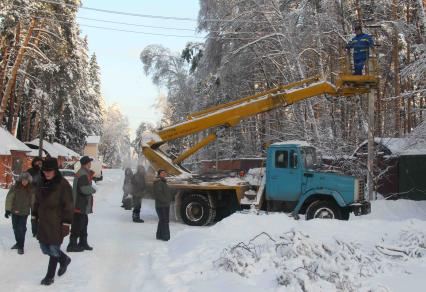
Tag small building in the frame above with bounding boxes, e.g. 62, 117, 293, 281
26, 139, 66, 168
53, 142, 80, 161
84, 136, 101, 159
353, 137, 426, 200
0, 127, 32, 188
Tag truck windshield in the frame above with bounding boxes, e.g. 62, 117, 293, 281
301, 147, 319, 170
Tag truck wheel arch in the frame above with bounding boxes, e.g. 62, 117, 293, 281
293, 190, 346, 216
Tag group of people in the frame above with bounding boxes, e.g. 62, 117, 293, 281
4, 156, 174, 286
122, 166, 173, 241
4, 155, 96, 286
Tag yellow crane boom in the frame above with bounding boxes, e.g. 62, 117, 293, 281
142, 70, 378, 175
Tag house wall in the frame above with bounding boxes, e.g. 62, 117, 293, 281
84, 144, 98, 158
0, 155, 12, 188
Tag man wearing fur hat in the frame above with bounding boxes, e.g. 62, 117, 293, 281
4, 172, 35, 255
32, 157, 74, 285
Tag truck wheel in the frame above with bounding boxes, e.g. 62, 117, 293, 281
180, 194, 215, 226
305, 200, 342, 220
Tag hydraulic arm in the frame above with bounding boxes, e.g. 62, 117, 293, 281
142, 72, 378, 175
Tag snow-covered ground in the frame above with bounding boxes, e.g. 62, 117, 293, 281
1, 169, 426, 291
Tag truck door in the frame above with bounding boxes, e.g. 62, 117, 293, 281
266, 148, 302, 201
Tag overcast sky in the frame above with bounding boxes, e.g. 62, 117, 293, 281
77, 0, 201, 137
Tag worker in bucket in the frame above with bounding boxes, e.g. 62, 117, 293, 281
346, 24, 374, 75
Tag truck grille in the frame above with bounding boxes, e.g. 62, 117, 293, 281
358, 179, 365, 201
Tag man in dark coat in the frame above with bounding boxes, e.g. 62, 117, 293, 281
27, 157, 42, 186
131, 165, 146, 223
67, 156, 96, 252
346, 24, 374, 75
28, 157, 42, 237
153, 169, 172, 241
32, 158, 73, 285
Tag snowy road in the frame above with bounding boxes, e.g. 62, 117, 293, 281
1, 169, 426, 291
0, 169, 188, 292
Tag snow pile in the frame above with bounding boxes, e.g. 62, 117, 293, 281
214, 229, 426, 291
244, 167, 264, 186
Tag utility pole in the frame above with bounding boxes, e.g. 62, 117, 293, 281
367, 86, 375, 201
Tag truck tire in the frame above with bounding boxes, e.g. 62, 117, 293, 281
305, 200, 342, 220
180, 194, 216, 226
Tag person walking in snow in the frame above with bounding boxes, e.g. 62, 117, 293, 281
153, 169, 172, 241
27, 156, 42, 187
4, 172, 35, 255
67, 156, 97, 252
28, 157, 43, 237
131, 165, 146, 223
121, 168, 134, 210
32, 158, 73, 285
346, 24, 374, 75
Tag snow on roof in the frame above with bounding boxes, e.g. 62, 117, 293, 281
0, 127, 32, 155
86, 136, 101, 144
27, 139, 61, 158
27, 149, 46, 157
53, 142, 80, 158
271, 140, 312, 147
354, 137, 426, 156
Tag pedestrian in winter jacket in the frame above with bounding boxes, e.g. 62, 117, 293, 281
153, 169, 172, 241
346, 24, 374, 75
32, 158, 73, 285
4, 172, 35, 255
67, 156, 96, 253
131, 165, 146, 223
121, 168, 134, 210
27, 157, 42, 187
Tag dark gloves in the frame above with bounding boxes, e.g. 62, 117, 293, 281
61, 224, 70, 238
5, 210, 11, 219
31, 219, 38, 237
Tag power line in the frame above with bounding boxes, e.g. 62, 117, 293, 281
13, 3, 266, 36
36, 0, 274, 23
80, 24, 204, 39
37, 0, 197, 22
77, 16, 196, 32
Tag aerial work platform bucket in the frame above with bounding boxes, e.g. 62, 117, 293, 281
336, 47, 379, 95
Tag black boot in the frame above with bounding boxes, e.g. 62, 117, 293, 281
67, 236, 84, 252
132, 213, 144, 223
78, 237, 93, 251
57, 251, 71, 276
41, 256, 58, 285
11, 243, 18, 250
17, 248, 24, 255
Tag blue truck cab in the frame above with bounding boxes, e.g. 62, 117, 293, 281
265, 141, 371, 220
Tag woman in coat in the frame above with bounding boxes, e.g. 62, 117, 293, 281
4, 172, 34, 254
121, 168, 134, 210
131, 165, 146, 223
32, 158, 74, 285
